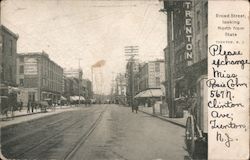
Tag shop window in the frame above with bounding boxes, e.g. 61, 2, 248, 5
19, 79, 24, 86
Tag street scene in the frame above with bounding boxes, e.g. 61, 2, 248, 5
2, 104, 189, 160
1, 0, 208, 159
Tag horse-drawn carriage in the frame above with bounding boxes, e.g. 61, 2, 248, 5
0, 86, 20, 118
185, 75, 208, 158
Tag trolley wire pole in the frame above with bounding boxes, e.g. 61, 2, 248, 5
125, 46, 139, 108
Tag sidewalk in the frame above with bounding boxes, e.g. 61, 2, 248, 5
0, 105, 79, 128
138, 106, 188, 128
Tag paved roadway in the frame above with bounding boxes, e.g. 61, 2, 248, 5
1, 104, 190, 160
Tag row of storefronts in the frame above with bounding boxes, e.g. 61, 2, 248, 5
124, 0, 208, 118
1, 25, 93, 110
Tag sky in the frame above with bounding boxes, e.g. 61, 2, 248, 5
1, 0, 167, 94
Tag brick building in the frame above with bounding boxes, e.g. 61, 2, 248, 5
0, 25, 18, 88
137, 60, 165, 93
134, 60, 165, 103
16, 52, 63, 105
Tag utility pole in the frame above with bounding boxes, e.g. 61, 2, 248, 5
78, 58, 82, 106
125, 46, 139, 107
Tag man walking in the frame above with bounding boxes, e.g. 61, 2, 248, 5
27, 101, 30, 113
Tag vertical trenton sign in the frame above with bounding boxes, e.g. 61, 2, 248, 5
184, 1, 193, 61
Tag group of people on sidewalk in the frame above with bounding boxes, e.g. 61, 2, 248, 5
26, 101, 41, 113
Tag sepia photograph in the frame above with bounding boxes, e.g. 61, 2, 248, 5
0, 0, 209, 159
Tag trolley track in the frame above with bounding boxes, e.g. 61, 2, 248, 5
64, 106, 107, 160
4, 106, 107, 159
1, 106, 99, 143
1, 114, 73, 146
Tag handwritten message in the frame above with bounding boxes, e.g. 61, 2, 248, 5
208, 1, 249, 159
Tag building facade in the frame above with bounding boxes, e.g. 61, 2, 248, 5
63, 68, 87, 101
16, 52, 63, 105
115, 73, 127, 104
82, 78, 93, 99
137, 60, 165, 93
0, 25, 18, 88
163, 0, 208, 117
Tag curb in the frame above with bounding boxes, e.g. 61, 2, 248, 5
139, 109, 186, 128
0, 111, 44, 121
0, 106, 79, 121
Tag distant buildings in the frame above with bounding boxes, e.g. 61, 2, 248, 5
16, 52, 63, 105
133, 60, 165, 106
114, 73, 127, 104
124, 59, 165, 106
82, 78, 93, 99
64, 68, 83, 79
63, 68, 93, 102
136, 60, 165, 92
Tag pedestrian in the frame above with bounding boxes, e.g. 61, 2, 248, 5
131, 102, 134, 112
27, 101, 30, 113
31, 101, 34, 113
134, 100, 139, 114
19, 101, 23, 112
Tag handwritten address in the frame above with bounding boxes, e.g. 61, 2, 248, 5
207, 12, 249, 148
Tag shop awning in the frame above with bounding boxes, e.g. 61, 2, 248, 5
70, 96, 85, 101
60, 96, 67, 101
135, 89, 163, 98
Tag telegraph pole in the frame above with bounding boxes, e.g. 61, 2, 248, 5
125, 46, 139, 107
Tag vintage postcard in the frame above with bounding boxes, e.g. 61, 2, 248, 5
0, 0, 249, 159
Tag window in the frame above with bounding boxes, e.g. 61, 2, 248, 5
155, 63, 160, 72
197, 40, 201, 60
19, 79, 24, 86
156, 77, 161, 87
19, 57, 24, 63
2, 35, 5, 54
19, 65, 24, 74
9, 40, 13, 55
9, 66, 12, 80
197, 11, 200, 33
205, 35, 208, 53
204, 2, 208, 27
1, 63, 4, 80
